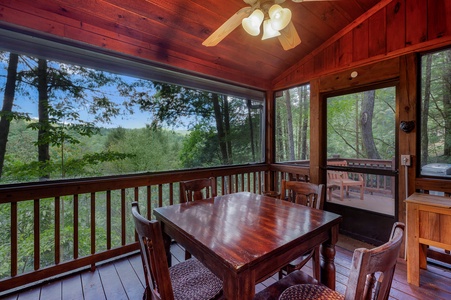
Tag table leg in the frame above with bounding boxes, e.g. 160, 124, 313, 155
223, 271, 254, 300
161, 230, 172, 267
321, 225, 338, 290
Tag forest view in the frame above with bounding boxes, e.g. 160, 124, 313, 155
0, 51, 263, 277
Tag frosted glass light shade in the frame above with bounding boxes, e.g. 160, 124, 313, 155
262, 19, 281, 40
242, 9, 264, 36
269, 4, 291, 31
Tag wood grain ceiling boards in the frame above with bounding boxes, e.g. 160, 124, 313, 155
1, 0, 382, 89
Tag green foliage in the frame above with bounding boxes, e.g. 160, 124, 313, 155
327, 88, 395, 160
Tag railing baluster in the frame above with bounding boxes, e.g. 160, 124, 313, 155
90, 192, 96, 271
106, 191, 111, 250
169, 182, 173, 205
11, 201, 17, 277
147, 185, 151, 219
158, 184, 163, 207
121, 189, 126, 246
55, 196, 60, 265
74, 194, 79, 259
34, 199, 40, 270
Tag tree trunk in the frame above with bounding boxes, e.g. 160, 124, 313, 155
38, 59, 50, 179
361, 90, 381, 159
212, 94, 229, 164
421, 55, 432, 164
247, 99, 256, 162
276, 101, 285, 161
444, 52, 451, 156
223, 95, 232, 164
298, 86, 309, 160
284, 90, 295, 161
0, 53, 19, 178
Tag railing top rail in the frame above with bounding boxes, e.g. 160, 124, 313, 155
0, 164, 268, 204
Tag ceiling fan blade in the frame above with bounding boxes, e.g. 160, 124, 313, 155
278, 21, 301, 50
243, 0, 259, 4
202, 7, 252, 47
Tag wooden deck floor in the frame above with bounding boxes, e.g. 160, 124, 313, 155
2, 238, 451, 300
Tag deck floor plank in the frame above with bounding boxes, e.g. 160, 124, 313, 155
97, 263, 128, 300
128, 255, 145, 287
37, 280, 61, 300
4, 240, 451, 300
62, 274, 84, 300
80, 268, 106, 300
16, 286, 40, 300
113, 258, 144, 300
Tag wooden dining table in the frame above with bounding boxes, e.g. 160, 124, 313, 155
153, 192, 342, 299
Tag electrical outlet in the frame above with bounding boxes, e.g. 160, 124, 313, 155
401, 155, 411, 166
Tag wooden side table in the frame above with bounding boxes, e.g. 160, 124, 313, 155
405, 193, 451, 286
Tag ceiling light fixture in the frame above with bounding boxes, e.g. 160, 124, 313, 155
268, 4, 291, 31
203, 0, 312, 51
242, 9, 264, 36
262, 19, 281, 40
241, 2, 292, 41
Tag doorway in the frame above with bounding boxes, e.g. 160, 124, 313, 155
324, 87, 398, 245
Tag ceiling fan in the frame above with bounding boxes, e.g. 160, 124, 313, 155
202, 0, 335, 50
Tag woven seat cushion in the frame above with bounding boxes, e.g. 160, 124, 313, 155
169, 258, 222, 300
278, 284, 344, 300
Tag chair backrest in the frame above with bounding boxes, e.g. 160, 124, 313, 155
280, 180, 325, 210
327, 160, 349, 181
131, 202, 173, 300
345, 222, 405, 300
180, 177, 217, 202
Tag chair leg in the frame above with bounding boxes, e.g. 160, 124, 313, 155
360, 185, 364, 200
278, 269, 285, 280
312, 246, 321, 282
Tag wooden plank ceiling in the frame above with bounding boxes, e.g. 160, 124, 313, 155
2, 0, 381, 89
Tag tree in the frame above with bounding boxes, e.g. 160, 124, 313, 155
0, 53, 19, 178
284, 90, 295, 161
6, 54, 134, 180
361, 90, 381, 159
131, 82, 260, 166
421, 55, 432, 164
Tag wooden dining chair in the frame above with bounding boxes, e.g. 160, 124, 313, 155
180, 177, 217, 202
180, 177, 217, 259
278, 180, 325, 281
131, 202, 222, 300
255, 222, 405, 300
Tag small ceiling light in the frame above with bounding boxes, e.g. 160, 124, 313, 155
242, 9, 264, 36
268, 4, 291, 31
262, 19, 281, 40
351, 71, 358, 78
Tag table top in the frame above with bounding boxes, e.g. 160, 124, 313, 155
405, 192, 451, 208
153, 192, 342, 273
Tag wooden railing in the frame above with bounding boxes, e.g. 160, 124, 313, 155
0, 158, 394, 294
0, 164, 267, 293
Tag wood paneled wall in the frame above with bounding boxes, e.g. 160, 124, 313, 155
273, 0, 451, 90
